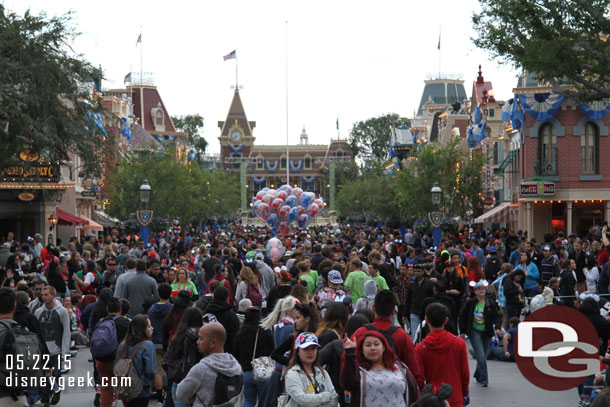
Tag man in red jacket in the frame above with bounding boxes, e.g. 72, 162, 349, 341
352, 290, 424, 389
416, 303, 470, 407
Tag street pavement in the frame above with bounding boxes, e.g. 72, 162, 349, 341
56, 346, 580, 407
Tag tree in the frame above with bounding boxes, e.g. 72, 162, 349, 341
336, 169, 399, 223
172, 114, 207, 152
472, 0, 610, 100
106, 151, 239, 225
348, 113, 410, 160
393, 139, 485, 222
0, 6, 104, 175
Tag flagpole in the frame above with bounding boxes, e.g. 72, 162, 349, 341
438, 25, 441, 79
140, 26, 143, 85
285, 21, 290, 183
236, 50, 239, 89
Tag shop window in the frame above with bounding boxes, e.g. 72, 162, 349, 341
539, 123, 556, 175
582, 123, 598, 174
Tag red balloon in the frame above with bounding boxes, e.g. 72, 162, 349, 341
277, 190, 288, 200
271, 198, 284, 213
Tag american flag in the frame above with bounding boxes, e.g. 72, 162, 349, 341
223, 50, 236, 61
123, 72, 131, 84
136, 33, 141, 46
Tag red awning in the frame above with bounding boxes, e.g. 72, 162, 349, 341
56, 208, 89, 226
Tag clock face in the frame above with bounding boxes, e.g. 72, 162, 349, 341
231, 130, 242, 142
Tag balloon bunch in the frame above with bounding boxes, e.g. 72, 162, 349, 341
266, 237, 285, 261
252, 185, 324, 232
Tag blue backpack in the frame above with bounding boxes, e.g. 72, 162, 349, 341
91, 316, 119, 359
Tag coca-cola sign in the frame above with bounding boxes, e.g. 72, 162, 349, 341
520, 182, 555, 196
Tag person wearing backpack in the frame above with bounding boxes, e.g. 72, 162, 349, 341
34, 285, 70, 406
351, 289, 424, 390
235, 266, 263, 308
114, 314, 157, 407
0, 287, 43, 406
202, 287, 240, 355
163, 307, 204, 407
92, 298, 129, 407
176, 322, 243, 407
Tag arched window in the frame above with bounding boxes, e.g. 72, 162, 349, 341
280, 155, 287, 169
256, 154, 264, 170
303, 154, 312, 169
582, 123, 598, 174
539, 123, 556, 175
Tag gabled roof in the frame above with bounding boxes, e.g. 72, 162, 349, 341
472, 65, 495, 106
218, 90, 255, 138
129, 86, 177, 133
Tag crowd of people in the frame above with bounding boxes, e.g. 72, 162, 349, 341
1, 223, 610, 407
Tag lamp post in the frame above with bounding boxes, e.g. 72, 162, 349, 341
429, 182, 445, 249
137, 179, 153, 244
48, 212, 58, 246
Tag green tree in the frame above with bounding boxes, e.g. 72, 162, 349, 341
472, 0, 610, 100
106, 151, 239, 224
393, 139, 485, 222
336, 169, 399, 222
348, 113, 410, 160
0, 6, 104, 175
172, 114, 207, 152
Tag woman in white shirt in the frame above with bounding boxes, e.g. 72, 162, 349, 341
584, 254, 600, 294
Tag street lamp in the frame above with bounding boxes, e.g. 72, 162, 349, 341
140, 179, 151, 206
431, 182, 442, 206
137, 180, 153, 243
48, 212, 58, 247
429, 182, 445, 249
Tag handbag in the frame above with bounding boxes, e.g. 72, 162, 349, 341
251, 329, 274, 382
277, 393, 290, 407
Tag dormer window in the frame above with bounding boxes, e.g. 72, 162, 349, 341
151, 102, 166, 131
303, 154, 312, 169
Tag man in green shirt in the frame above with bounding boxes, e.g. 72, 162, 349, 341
344, 257, 370, 304
298, 261, 317, 295
369, 262, 389, 291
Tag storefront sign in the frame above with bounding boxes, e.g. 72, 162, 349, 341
81, 190, 97, 198
520, 182, 555, 197
1, 164, 60, 182
17, 192, 36, 201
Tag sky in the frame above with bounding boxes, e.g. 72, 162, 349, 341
4, 0, 519, 155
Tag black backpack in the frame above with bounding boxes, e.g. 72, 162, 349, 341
212, 372, 243, 407
363, 323, 399, 353
0, 320, 42, 393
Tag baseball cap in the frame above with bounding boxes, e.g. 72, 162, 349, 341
294, 332, 320, 350
488, 246, 497, 252
328, 270, 344, 285
542, 245, 551, 251
469, 280, 489, 288
444, 260, 454, 266
555, 238, 562, 246
254, 253, 265, 261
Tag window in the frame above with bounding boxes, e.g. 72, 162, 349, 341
304, 155, 312, 169
256, 155, 263, 170
231, 153, 241, 170
335, 149, 344, 158
493, 141, 499, 165
582, 123, 598, 174
155, 110, 164, 126
540, 123, 556, 175
280, 158, 287, 169
488, 108, 495, 117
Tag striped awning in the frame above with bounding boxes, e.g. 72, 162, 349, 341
474, 202, 512, 224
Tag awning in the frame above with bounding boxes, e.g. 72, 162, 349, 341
93, 210, 119, 228
56, 208, 88, 226
80, 215, 103, 231
474, 202, 512, 224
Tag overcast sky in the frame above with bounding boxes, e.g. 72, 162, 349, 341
5, 0, 519, 154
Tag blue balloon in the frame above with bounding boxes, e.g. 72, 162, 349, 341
267, 213, 280, 229
297, 214, 310, 228
288, 207, 299, 222
300, 192, 313, 207
285, 195, 298, 208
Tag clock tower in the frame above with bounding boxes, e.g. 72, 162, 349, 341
218, 89, 256, 171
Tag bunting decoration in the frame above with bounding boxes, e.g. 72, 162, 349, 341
517, 93, 564, 122
510, 98, 525, 130
466, 127, 474, 149
473, 105, 483, 124
120, 117, 132, 140
289, 159, 303, 173
301, 176, 316, 184
501, 99, 515, 123
86, 110, 107, 137
577, 100, 610, 121
228, 144, 244, 153
265, 159, 279, 173
252, 176, 267, 184
153, 135, 177, 145
187, 149, 198, 162
473, 122, 486, 143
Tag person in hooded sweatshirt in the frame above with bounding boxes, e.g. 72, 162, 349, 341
202, 286, 240, 355
353, 279, 377, 314
176, 322, 243, 407
148, 283, 173, 403
415, 303, 469, 407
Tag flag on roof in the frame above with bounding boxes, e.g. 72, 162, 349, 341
223, 50, 236, 61
124, 72, 131, 84
136, 33, 141, 46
